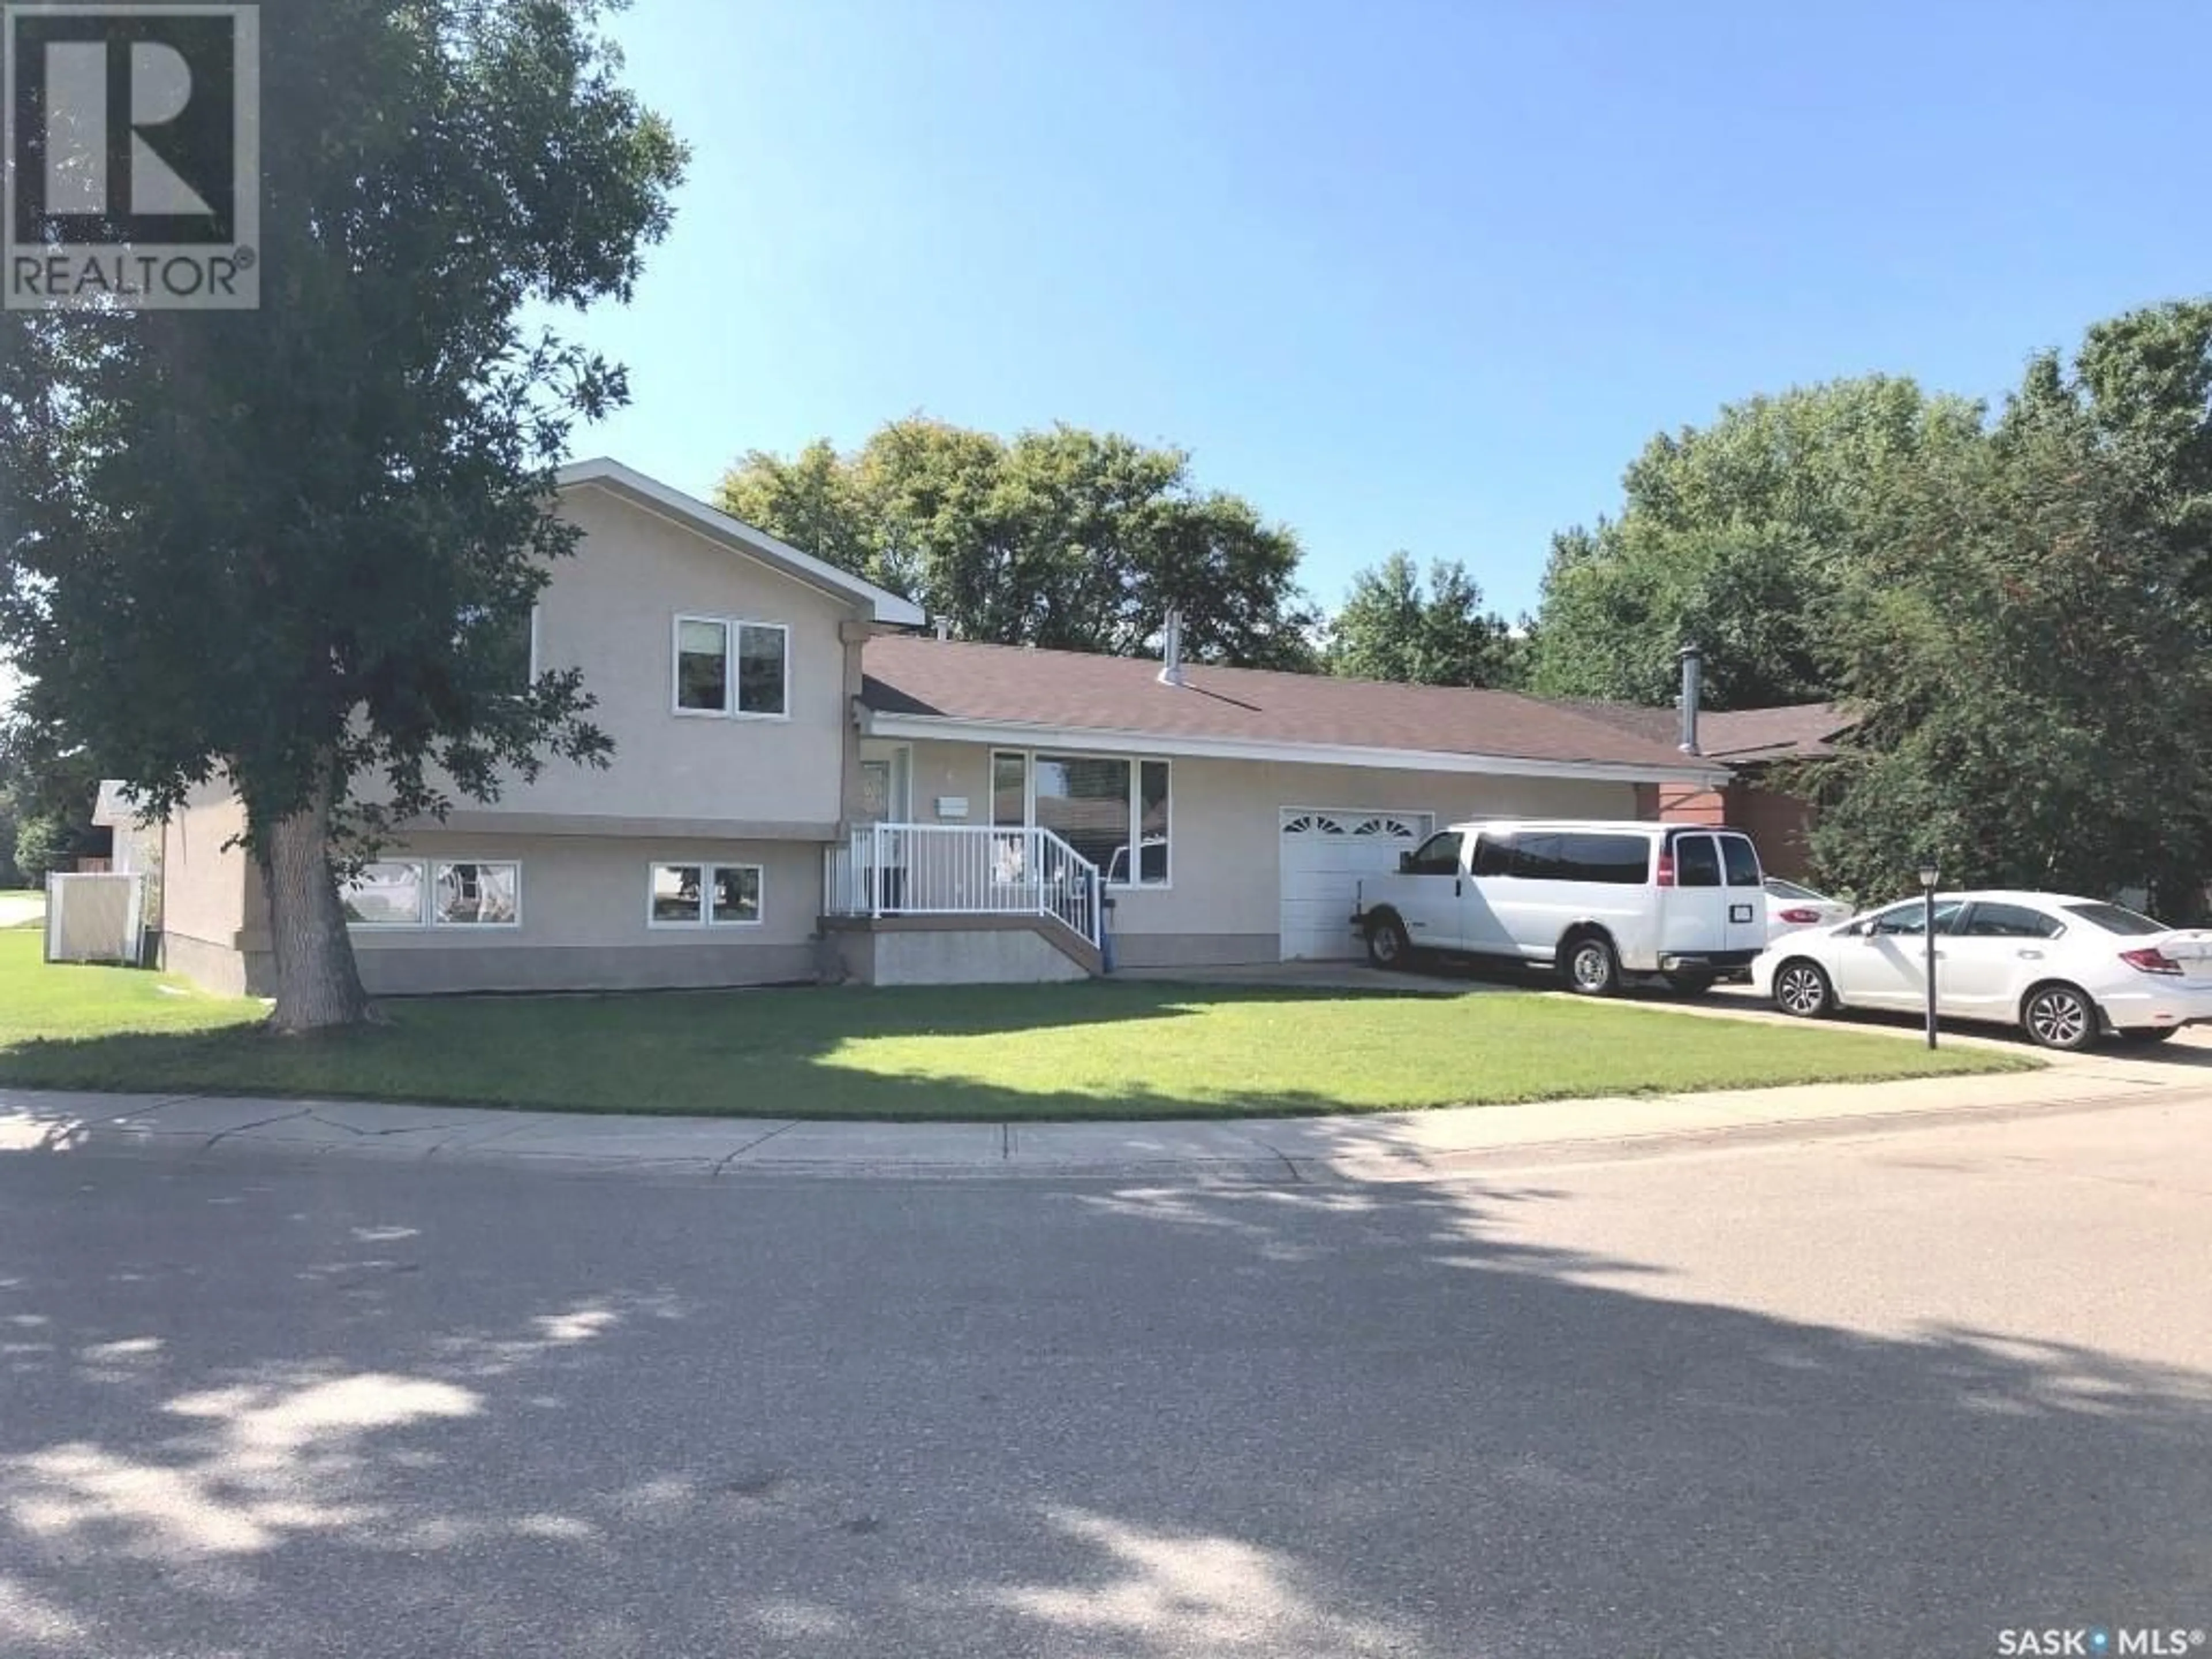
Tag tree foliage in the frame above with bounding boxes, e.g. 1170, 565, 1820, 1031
1531, 377, 1982, 708
7, 815, 71, 887
1810, 307, 2212, 914
0, 0, 685, 1026
1536, 303, 2212, 912
720, 418, 1320, 669
1325, 553, 1525, 688
0, 714, 104, 886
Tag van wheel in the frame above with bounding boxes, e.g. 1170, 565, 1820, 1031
1561, 933, 1620, 997
2021, 983, 2100, 1052
1664, 971, 1717, 997
1365, 914, 1412, 971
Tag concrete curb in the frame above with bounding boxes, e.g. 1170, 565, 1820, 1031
5, 1049, 2206, 1183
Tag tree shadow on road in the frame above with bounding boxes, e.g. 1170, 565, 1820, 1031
0, 1151, 2206, 1656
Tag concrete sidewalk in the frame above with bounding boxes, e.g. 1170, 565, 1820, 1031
5, 1042, 2206, 1181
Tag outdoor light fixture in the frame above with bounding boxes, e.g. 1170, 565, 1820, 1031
1918, 857, 1940, 1049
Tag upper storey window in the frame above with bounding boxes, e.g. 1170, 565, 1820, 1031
674, 616, 787, 718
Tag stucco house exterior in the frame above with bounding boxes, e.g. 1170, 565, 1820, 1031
154, 460, 1733, 995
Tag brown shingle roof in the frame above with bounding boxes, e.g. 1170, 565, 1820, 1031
1548, 699, 1682, 749
1699, 702, 1852, 762
1556, 697, 1853, 763
860, 637, 1721, 772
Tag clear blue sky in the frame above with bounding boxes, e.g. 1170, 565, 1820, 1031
551, 0, 2211, 619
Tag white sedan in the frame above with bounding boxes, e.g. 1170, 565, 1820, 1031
1751, 890, 2212, 1051
1763, 877, 1853, 943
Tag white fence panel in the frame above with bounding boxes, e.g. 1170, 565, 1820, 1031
45, 873, 147, 965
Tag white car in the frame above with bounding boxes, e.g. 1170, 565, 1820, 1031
1751, 891, 2212, 1050
1763, 877, 1853, 944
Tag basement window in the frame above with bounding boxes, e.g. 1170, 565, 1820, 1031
649, 862, 764, 927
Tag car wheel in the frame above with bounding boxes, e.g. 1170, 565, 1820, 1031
1663, 971, 1717, 997
1561, 933, 1620, 997
2021, 983, 2100, 1052
2118, 1027, 2181, 1045
1365, 915, 1412, 971
1772, 959, 1835, 1019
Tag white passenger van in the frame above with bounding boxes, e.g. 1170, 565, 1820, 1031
1349, 820, 1769, 995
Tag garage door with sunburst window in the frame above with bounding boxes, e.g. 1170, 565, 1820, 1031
1278, 809, 1434, 960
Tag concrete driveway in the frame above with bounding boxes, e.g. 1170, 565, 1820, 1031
1694, 980, 2212, 1067
0, 891, 43, 930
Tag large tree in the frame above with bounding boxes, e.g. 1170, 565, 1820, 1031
1811, 340, 2212, 914
0, 715, 104, 887
1531, 377, 1982, 709
1325, 552, 1525, 688
720, 418, 1321, 669
0, 0, 685, 1028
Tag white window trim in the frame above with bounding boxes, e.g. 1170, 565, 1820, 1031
670, 613, 791, 722
990, 748, 1172, 891
645, 861, 767, 930
431, 859, 524, 930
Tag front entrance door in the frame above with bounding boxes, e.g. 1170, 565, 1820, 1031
856, 744, 911, 911
856, 743, 910, 825
859, 759, 895, 823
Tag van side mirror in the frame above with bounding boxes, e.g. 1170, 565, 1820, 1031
1398, 851, 1415, 873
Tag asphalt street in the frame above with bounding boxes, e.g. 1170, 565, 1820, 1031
2, 1098, 2208, 1657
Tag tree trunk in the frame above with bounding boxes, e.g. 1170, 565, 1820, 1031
260, 775, 373, 1032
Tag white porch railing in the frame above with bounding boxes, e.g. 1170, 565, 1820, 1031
822, 824, 1103, 950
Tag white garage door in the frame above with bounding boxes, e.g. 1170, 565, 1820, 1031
1279, 809, 1434, 961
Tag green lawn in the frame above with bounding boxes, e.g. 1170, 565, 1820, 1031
0, 929, 2031, 1119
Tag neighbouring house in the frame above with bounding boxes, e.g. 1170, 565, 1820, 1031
91, 781, 159, 880
154, 460, 1734, 994
1562, 699, 1852, 882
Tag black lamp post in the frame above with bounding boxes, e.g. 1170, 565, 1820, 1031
1918, 858, 1941, 1050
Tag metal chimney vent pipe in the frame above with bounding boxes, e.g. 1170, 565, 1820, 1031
1157, 609, 1187, 688
1677, 643, 1704, 755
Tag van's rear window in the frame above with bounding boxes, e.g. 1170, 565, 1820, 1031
1721, 836, 1763, 888
2062, 902, 2166, 937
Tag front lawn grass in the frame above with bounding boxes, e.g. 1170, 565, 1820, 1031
0, 930, 263, 1039
0, 930, 2031, 1119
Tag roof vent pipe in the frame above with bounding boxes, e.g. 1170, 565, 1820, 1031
1157, 609, 1187, 688
1677, 643, 1703, 756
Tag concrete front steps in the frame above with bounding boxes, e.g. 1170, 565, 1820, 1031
819, 914, 1103, 985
